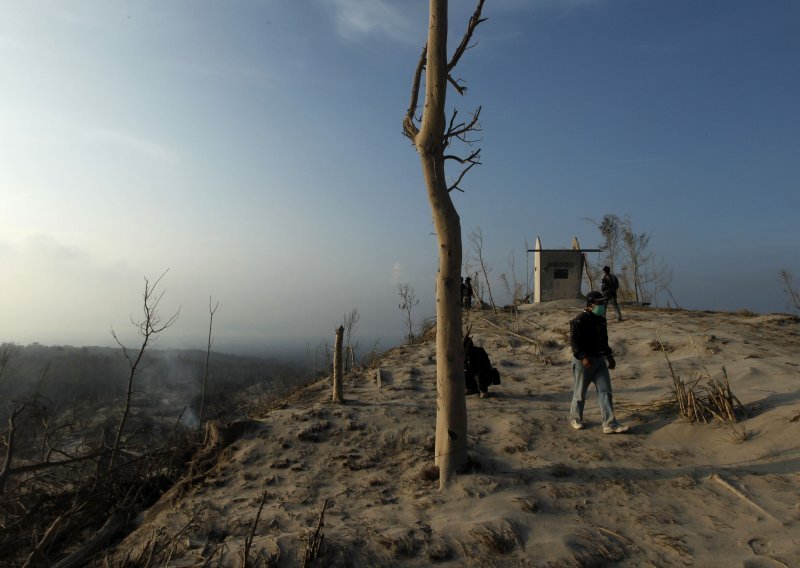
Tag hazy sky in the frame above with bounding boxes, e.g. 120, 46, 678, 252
1, 0, 798, 354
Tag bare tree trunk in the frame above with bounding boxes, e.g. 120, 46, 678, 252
109, 272, 179, 471
779, 270, 800, 313
398, 283, 419, 344
404, 0, 485, 488
199, 297, 219, 433
51, 510, 128, 568
0, 406, 23, 492
419, 0, 465, 488
332, 325, 344, 404
428, 178, 467, 487
469, 227, 497, 313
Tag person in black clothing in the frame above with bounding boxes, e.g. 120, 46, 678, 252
569, 291, 629, 433
464, 277, 474, 309
600, 266, 623, 321
464, 335, 499, 398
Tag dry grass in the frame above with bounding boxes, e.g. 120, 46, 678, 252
650, 336, 675, 352
618, 331, 746, 431
369, 527, 418, 558
417, 463, 440, 483
468, 519, 522, 554
514, 496, 540, 513
424, 534, 453, 561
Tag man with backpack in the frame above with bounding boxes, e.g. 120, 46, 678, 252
600, 266, 623, 321
569, 291, 629, 433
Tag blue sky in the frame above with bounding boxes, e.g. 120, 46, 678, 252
1, 0, 798, 353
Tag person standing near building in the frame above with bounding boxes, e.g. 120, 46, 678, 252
464, 277, 474, 309
600, 266, 623, 321
569, 291, 629, 433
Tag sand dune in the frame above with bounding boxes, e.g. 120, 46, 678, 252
109, 302, 800, 566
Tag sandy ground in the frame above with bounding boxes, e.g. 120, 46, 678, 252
109, 301, 800, 567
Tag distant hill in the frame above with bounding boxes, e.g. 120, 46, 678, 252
0, 343, 311, 424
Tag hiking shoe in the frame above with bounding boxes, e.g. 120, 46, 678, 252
479, 391, 489, 399
570, 418, 584, 430
603, 423, 630, 434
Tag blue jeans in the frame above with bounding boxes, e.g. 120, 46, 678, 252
607, 294, 623, 320
570, 356, 617, 427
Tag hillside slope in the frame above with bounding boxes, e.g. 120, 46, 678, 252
108, 302, 800, 567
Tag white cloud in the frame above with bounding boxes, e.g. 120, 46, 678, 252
324, 0, 421, 44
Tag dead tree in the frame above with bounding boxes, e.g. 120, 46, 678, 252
342, 308, 360, 372
332, 325, 344, 403
469, 227, 497, 313
398, 283, 419, 344
199, 296, 219, 432
0, 405, 25, 492
779, 269, 800, 313
403, 0, 486, 487
0, 345, 13, 388
109, 271, 180, 471
620, 216, 651, 302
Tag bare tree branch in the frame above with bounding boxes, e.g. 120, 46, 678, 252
779, 269, 800, 313
447, 74, 467, 96
446, 106, 482, 141
0, 404, 25, 491
448, 0, 488, 72
199, 296, 219, 431
403, 44, 427, 140
445, 149, 481, 193
109, 270, 180, 471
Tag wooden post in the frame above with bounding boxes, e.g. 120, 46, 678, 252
333, 325, 344, 403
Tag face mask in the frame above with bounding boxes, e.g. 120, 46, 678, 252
591, 304, 606, 317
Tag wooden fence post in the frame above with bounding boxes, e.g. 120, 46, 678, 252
333, 325, 344, 403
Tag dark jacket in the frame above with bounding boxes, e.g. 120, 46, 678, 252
570, 310, 612, 360
600, 273, 619, 298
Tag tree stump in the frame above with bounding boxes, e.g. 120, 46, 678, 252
333, 325, 344, 403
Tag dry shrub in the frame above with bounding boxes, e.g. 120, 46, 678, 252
344, 455, 374, 471
366, 475, 385, 486
297, 420, 331, 442
417, 317, 437, 343
417, 463, 439, 483
515, 496, 540, 513
371, 528, 418, 558
561, 527, 630, 566
468, 519, 521, 554
378, 427, 416, 455
344, 418, 364, 431
650, 337, 674, 352
618, 332, 747, 432
425, 534, 453, 561
669, 367, 745, 425
729, 424, 748, 444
